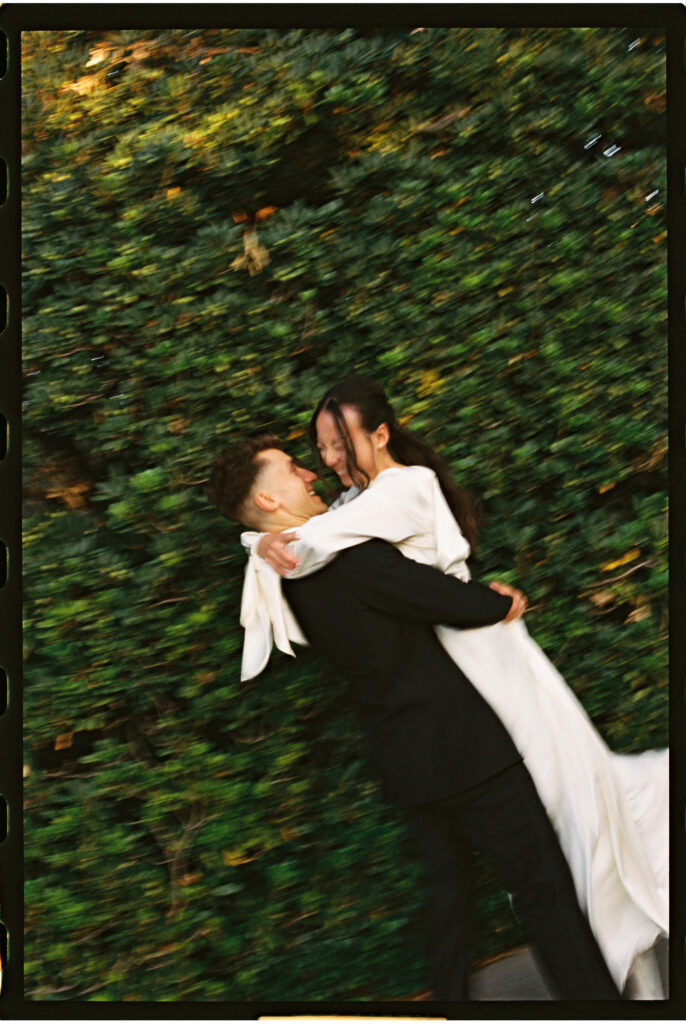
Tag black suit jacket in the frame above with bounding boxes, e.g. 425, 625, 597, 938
283, 540, 522, 807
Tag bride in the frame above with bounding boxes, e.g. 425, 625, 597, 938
240, 376, 668, 999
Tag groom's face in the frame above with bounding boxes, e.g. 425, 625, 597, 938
254, 448, 327, 521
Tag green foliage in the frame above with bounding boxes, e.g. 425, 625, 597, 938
22, 26, 666, 1000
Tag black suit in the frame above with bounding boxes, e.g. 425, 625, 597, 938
283, 540, 620, 1000
286, 538, 520, 806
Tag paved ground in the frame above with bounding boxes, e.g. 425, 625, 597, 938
469, 938, 669, 1001
470, 946, 553, 1001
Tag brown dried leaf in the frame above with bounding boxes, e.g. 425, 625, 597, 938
194, 670, 218, 685
231, 227, 270, 276
644, 91, 666, 113
625, 604, 651, 624
168, 418, 190, 435
45, 482, 91, 510
179, 872, 202, 887
255, 206, 278, 222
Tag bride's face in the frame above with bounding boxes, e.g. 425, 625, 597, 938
315, 405, 380, 487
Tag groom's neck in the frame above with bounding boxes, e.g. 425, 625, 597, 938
259, 511, 317, 533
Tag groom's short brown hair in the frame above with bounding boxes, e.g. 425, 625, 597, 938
205, 434, 283, 524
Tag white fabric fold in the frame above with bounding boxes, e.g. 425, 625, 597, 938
239, 531, 308, 681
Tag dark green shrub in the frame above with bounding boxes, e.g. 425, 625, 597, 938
22, 26, 666, 1000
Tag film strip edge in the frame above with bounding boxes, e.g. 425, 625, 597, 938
0, 6, 22, 1016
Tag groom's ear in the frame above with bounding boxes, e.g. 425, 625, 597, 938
253, 489, 278, 514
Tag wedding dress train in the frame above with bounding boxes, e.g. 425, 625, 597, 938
240, 465, 668, 997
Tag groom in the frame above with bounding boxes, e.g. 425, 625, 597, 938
206, 435, 621, 1001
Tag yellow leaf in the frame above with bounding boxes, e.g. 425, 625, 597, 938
62, 74, 100, 96
598, 482, 616, 494
600, 548, 641, 572
222, 848, 256, 866
85, 46, 112, 68
54, 732, 73, 751
418, 369, 441, 397
166, 187, 181, 201
507, 350, 537, 366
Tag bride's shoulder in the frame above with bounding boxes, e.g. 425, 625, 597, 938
383, 464, 437, 483
373, 464, 437, 496
404, 464, 438, 483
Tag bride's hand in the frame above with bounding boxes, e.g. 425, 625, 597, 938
257, 531, 300, 575
490, 580, 527, 622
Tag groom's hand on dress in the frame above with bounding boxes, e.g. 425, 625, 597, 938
257, 530, 300, 575
489, 581, 527, 622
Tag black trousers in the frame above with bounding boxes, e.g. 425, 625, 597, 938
408, 762, 621, 1001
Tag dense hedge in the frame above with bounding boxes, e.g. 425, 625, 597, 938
22, 26, 667, 1001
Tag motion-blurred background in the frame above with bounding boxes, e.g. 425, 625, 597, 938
22, 26, 667, 1001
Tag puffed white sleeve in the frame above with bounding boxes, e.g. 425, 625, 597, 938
286, 467, 433, 577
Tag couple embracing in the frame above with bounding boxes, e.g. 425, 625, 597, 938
206, 376, 667, 1001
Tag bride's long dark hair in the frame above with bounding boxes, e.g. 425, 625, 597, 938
308, 376, 481, 551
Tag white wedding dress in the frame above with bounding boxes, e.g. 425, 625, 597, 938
239, 465, 668, 998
